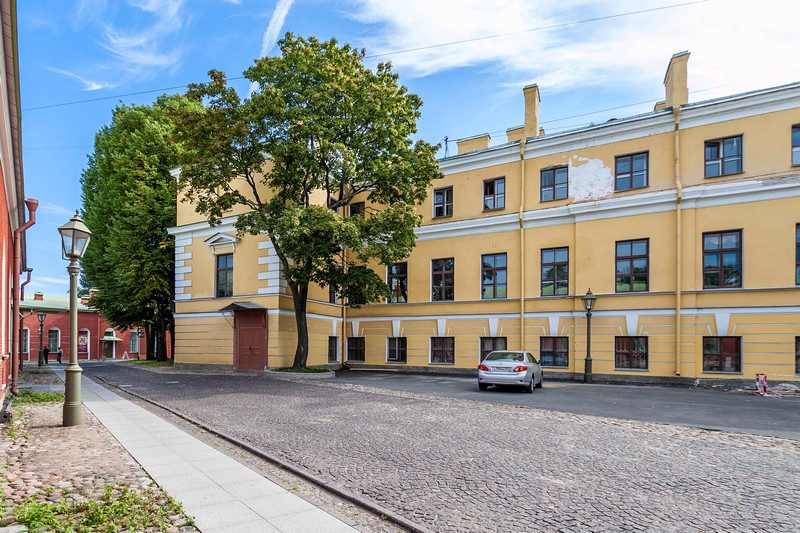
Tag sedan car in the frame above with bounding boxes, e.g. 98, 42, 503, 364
478, 350, 543, 392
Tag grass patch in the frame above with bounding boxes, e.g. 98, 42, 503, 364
274, 367, 331, 373
14, 390, 64, 405
126, 359, 173, 367
25, 370, 51, 375
14, 483, 192, 532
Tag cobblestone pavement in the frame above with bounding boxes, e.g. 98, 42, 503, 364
87, 365, 800, 533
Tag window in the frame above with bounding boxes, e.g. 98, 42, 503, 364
21, 328, 29, 354
329, 285, 339, 304
130, 333, 139, 353
615, 152, 648, 191
792, 126, 800, 166
540, 337, 569, 367
388, 262, 408, 303
703, 337, 741, 373
541, 247, 568, 296
431, 258, 454, 301
703, 231, 742, 289
705, 135, 742, 177
483, 178, 505, 211
349, 266, 368, 305
387, 337, 407, 363
349, 202, 365, 217
796, 224, 800, 285
615, 337, 648, 369
481, 253, 507, 299
434, 187, 453, 218
215, 253, 233, 298
48, 329, 60, 353
541, 166, 568, 201
480, 337, 507, 361
328, 336, 338, 362
347, 337, 365, 362
795, 337, 799, 375
431, 337, 455, 364
616, 239, 649, 292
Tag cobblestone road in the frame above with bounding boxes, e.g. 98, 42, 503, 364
89, 366, 800, 533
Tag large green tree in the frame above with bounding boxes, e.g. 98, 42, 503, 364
169, 34, 441, 369
81, 95, 192, 360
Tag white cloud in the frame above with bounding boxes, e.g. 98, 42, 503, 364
44, 66, 111, 91
249, 0, 295, 94
348, 0, 800, 101
30, 276, 70, 287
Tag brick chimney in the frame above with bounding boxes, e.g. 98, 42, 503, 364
656, 51, 690, 110
523, 84, 541, 141
457, 133, 491, 155
34, 292, 43, 301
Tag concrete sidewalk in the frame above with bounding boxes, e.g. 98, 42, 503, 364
52, 368, 357, 533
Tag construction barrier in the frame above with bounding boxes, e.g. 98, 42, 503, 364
755, 373, 769, 396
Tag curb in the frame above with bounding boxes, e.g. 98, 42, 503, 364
90, 374, 432, 533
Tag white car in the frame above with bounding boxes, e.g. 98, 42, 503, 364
478, 350, 543, 392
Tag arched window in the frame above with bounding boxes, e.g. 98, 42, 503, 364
47, 328, 61, 353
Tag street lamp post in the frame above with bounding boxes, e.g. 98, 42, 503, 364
581, 289, 598, 384
136, 327, 143, 360
37, 312, 46, 367
58, 211, 92, 427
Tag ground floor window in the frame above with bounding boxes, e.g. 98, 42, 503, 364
540, 336, 569, 367
21, 328, 29, 355
387, 337, 407, 363
795, 337, 799, 375
47, 329, 61, 354
703, 336, 741, 373
431, 337, 455, 364
347, 337, 365, 362
480, 337, 506, 361
615, 337, 648, 369
328, 336, 338, 362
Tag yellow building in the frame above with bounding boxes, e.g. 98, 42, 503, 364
168, 52, 800, 384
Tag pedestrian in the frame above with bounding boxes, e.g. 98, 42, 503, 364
42, 346, 49, 365
57, 347, 63, 364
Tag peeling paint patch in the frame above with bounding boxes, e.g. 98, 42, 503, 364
569, 156, 614, 201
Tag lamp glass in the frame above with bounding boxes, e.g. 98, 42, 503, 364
582, 289, 597, 311
58, 211, 92, 260
37, 311, 46, 323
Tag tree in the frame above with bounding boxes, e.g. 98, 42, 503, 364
169, 34, 441, 369
81, 95, 192, 360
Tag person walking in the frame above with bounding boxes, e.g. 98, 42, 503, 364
42, 346, 49, 365
57, 347, 63, 364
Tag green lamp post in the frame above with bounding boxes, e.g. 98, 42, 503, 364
582, 289, 598, 384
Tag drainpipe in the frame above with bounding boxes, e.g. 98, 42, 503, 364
519, 141, 526, 349
17, 268, 31, 368
20, 268, 31, 301
12, 198, 38, 394
673, 108, 683, 376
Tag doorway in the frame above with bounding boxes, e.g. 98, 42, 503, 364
234, 309, 268, 371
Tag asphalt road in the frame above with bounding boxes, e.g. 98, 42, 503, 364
82, 363, 800, 532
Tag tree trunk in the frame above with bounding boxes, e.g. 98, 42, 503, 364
146, 327, 155, 360
156, 314, 168, 361
290, 282, 310, 369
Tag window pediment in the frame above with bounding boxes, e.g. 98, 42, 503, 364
204, 232, 240, 253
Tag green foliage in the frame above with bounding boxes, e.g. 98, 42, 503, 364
14, 390, 64, 405
125, 359, 173, 367
81, 94, 194, 357
169, 34, 442, 368
14, 483, 191, 532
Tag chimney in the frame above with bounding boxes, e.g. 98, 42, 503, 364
457, 133, 491, 155
663, 51, 690, 109
523, 84, 541, 141
34, 291, 44, 301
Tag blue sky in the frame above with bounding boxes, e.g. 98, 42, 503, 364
18, 0, 799, 296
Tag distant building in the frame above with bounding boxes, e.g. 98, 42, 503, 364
20, 292, 146, 362
168, 52, 800, 384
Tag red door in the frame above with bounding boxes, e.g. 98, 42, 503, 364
234, 310, 267, 371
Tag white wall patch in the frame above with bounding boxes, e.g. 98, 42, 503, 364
569, 156, 614, 201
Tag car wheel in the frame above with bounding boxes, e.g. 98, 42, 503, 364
525, 378, 534, 393
479, 383, 489, 391
536, 374, 543, 388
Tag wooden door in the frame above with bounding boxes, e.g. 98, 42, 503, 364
234, 310, 267, 371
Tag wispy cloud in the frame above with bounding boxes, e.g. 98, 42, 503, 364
36, 202, 77, 217
249, 0, 295, 94
348, 0, 800, 101
45, 66, 111, 91
30, 276, 70, 287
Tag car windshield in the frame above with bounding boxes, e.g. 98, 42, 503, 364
484, 352, 524, 362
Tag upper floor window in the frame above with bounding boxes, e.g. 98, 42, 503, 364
215, 253, 233, 298
703, 336, 741, 373
388, 262, 408, 303
541, 247, 568, 296
796, 224, 800, 285
615, 337, 648, 370
483, 178, 505, 211
792, 126, 800, 166
329, 285, 339, 304
432, 258, 454, 301
349, 202, 365, 217
480, 337, 507, 362
703, 231, 741, 289
705, 135, 742, 177
541, 166, 568, 202
540, 336, 569, 367
616, 239, 649, 292
387, 337, 407, 363
615, 152, 648, 191
433, 187, 453, 218
481, 253, 507, 299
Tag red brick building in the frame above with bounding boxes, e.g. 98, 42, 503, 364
20, 292, 146, 363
